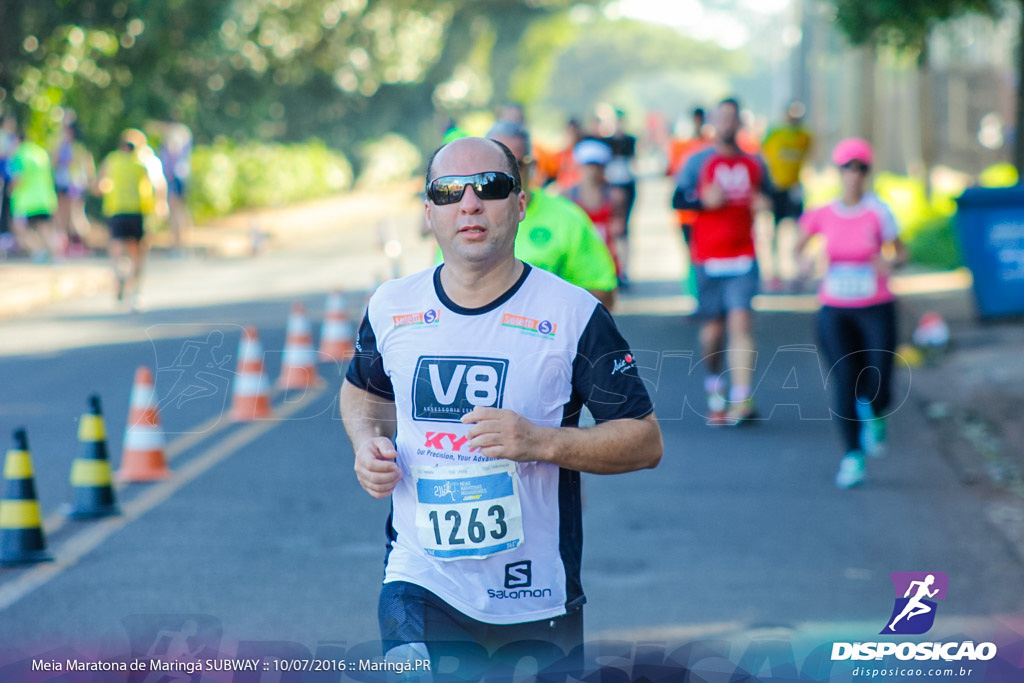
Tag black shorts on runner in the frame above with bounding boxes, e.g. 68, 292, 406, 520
769, 187, 803, 223
378, 580, 583, 676
108, 213, 144, 241
25, 213, 53, 227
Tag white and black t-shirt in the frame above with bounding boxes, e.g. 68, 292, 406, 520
345, 263, 653, 625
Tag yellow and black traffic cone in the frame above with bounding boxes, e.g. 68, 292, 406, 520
65, 395, 120, 519
0, 428, 53, 566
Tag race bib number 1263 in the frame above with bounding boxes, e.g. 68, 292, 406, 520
413, 461, 524, 560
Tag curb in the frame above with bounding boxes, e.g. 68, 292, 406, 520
0, 262, 112, 320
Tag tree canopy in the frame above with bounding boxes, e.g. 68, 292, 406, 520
1, 0, 595, 169
829, 0, 1023, 174
830, 0, 999, 52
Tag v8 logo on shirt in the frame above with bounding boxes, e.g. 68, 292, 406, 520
413, 356, 508, 422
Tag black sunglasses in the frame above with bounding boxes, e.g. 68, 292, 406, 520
426, 172, 520, 206
840, 161, 870, 174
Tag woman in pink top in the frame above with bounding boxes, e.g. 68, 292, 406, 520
796, 138, 908, 489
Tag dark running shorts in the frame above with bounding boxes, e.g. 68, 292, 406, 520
25, 213, 53, 227
378, 580, 583, 676
769, 187, 803, 223
108, 213, 144, 241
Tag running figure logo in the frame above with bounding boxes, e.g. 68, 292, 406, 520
881, 571, 949, 635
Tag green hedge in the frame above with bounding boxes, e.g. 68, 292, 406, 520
188, 139, 353, 222
873, 173, 962, 271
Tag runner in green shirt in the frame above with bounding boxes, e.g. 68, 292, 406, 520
487, 120, 618, 310
9, 129, 59, 260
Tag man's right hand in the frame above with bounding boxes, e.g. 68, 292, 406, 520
701, 180, 725, 210
354, 437, 401, 499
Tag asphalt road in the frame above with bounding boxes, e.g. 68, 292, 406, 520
1, 179, 1022, 681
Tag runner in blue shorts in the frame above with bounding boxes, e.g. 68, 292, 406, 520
340, 137, 662, 677
694, 262, 760, 319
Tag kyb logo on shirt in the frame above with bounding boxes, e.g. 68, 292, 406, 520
413, 356, 508, 422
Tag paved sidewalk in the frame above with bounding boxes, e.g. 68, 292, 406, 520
0, 260, 112, 318
905, 288, 1024, 561
0, 180, 424, 320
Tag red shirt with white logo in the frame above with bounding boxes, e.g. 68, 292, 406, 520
684, 148, 767, 263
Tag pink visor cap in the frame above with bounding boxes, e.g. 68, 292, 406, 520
832, 137, 874, 167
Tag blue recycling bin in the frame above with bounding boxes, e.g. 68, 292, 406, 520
954, 186, 1024, 318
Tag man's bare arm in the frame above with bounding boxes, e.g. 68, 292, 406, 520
340, 379, 400, 498
463, 409, 662, 474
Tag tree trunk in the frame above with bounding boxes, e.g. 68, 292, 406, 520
0, 2, 24, 115
1015, 0, 1024, 178
860, 43, 876, 143
918, 41, 936, 198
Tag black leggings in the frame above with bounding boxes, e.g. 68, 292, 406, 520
817, 302, 897, 453
614, 181, 637, 234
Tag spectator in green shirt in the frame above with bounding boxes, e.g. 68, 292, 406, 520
487, 120, 618, 310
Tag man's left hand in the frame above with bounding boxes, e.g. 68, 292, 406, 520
462, 407, 544, 463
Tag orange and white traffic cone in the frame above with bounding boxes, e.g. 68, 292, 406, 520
117, 366, 171, 482
319, 291, 355, 362
231, 326, 272, 422
277, 303, 319, 390
0, 428, 53, 566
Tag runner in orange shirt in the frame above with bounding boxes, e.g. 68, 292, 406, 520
667, 107, 714, 246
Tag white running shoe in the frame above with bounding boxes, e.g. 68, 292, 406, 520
835, 452, 866, 489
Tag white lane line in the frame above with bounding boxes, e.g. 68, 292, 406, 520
0, 384, 326, 612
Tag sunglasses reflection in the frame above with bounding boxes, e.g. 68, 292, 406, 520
427, 172, 520, 205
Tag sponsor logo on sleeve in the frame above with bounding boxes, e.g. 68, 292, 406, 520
611, 353, 636, 375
